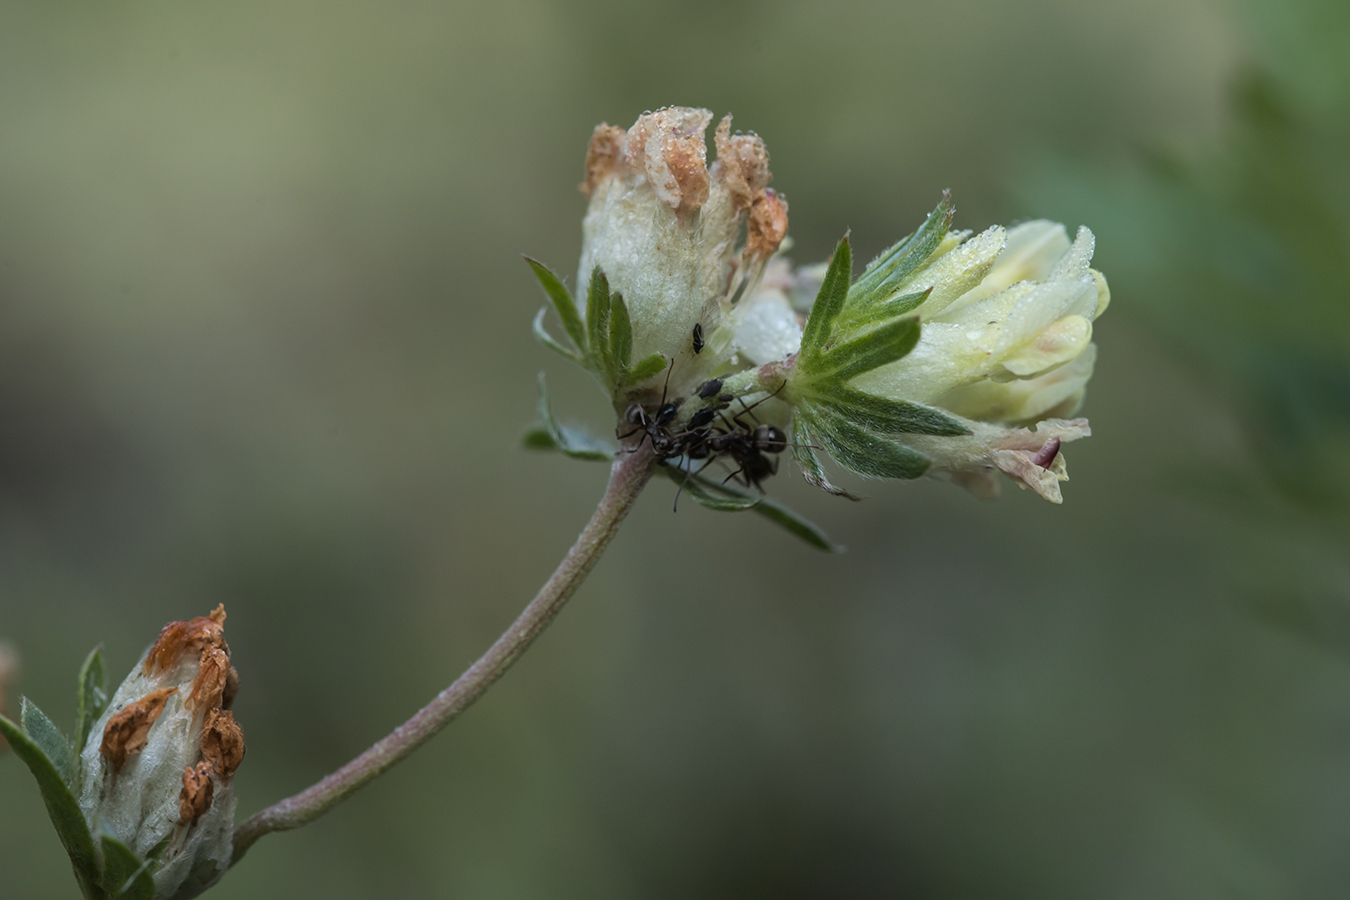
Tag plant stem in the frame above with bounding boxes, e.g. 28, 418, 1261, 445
231, 444, 658, 864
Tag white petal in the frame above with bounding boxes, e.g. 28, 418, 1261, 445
733, 293, 802, 364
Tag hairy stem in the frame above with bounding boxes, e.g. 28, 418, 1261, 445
231, 445, 657, 864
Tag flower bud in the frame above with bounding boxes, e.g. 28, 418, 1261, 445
79, 605, 245, 899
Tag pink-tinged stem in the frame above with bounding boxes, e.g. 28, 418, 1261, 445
231, 444, 658, 864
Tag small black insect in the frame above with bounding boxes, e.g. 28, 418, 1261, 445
696, 378, 723, 399
688, 407, 717, 430
691, 323, 705, 354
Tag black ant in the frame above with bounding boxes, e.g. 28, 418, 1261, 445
673, 387, 790, 503
617, 360, 696, 457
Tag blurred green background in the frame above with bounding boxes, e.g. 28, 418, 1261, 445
2, 0, 1348, 897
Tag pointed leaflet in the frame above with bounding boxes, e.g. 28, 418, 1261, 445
799, 236, 852, 359
813, 315, 922, 382
810, 408, 931, 479
22, 696, 76, 789
849, 193, 953, 309
827, 387, 969, 436
655, 465, 841, 551
609, 291, 633, 373
0, 713, 100, 890
100, 835, 155, 900
586, 267, 615, 383
533, 308, 582, 362
790, 416, 859, 500
626, 353, 667, 385
525, 257, 588, 356
869, 288, 931, 322
76, 645, 108, 756
526, 372, 615, 461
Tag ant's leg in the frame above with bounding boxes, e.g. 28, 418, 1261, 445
672, 457, 717, 511
730, 382, 788, 429
659, 357, 675, 407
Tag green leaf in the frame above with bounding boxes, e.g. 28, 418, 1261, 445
828, 387, 969, 436
525, 257, 588, 355
791, 417, 859, 500
76, 646, 107, 757
655, 465, 841, 550
528, 372, 616, 461
849, 193, 953, 309
658, 463, 761, 510
816, 316, 922, 382
0, 713, 100, 890
532, 308, 582, 362
811, 409, 931, 480
100, 834, 155, 900
22, 697, 76, 789
609, 291, 633, 372
799, 235, 852, 359
521, 424, 556, 450
586, 267, 614, 383
749, 495, 842, 552
626, 353, 668, 385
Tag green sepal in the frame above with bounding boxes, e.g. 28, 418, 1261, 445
790, 417, 859, 500
99, 833, 155, 900
808, 409, 931, 480
609, 291, 633, 372
532, 308, 582, 362
525, 257, 588, 356
625, 353, 667, 385
869, 287, 932, 322
76, 645, 108, 757
799, 235, 852, 359
586, 268, 614, 384
655, 465, 841, 551
827, 387, 969, 436
524, 372, 616, 461
848, 192, 953, 310
813, 315, 922, 382
22, 697, 76, 789
0, 712, 101, 892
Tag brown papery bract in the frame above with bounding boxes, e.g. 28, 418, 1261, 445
144, 604, 228, 676
189, 647, 231, 711
746, 189, 789, 262
100, 687, 178, 770
178, 761, 215, 824
200, 708, 246, 779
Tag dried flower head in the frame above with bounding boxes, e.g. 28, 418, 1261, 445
79, 604, 245, 899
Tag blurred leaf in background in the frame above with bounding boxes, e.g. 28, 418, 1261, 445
1023, 0, 1350, 658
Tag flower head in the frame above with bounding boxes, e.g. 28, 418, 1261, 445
527, 111, 1109, 512
780, 199, 1108, 502
577, 108, 787, 373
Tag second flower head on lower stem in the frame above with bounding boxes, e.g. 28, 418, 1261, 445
530, 106, 1109, 504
